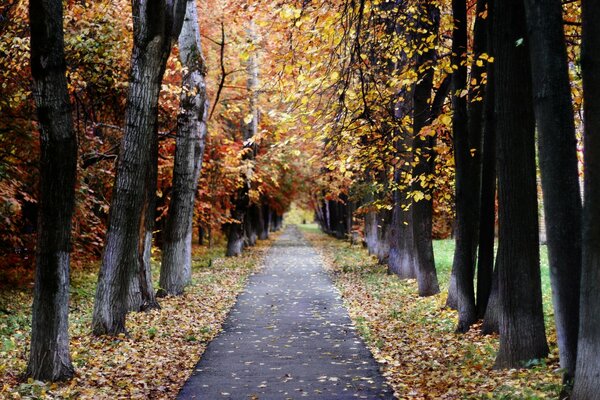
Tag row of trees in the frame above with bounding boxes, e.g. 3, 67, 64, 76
304, 0, 598, 396
6, 0, 599, 396
15, 0, 305, 383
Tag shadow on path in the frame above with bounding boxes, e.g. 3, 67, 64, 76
178, 226, 394, 399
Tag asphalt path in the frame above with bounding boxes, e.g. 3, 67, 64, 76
178, 226, 394, 399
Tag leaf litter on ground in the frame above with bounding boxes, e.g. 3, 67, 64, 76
301, 227, 563, 400
0, 237, 274, 399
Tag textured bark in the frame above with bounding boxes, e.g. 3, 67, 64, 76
466, 0, 487, 247
388, 199, 418, 278
524, 0, 582, 380
411, 1, 440, 297
493, 0, 548, 368
226, 199, 248, 257
376, 210, 391, 264
160, 0, 208, 295
26, 0, 76, 381
128, 132, 160, 311
364, 210, 378, 254
450, 0, 477, 332
476, 0, 496, 320
92, 0, 186, 335
476, 50, 496, 319
481, 266, 499, 334
573, 0, 600, 396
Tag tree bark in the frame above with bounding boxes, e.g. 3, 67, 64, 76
26, 0, 76, 381
476, 0, 496, 320
573, 0, 600, 396
128, 131, 160, 311
523, 0, 582, 380
160, 0, 208, 295
258, 204, 270, 240
411, 0, 440, 297
493, 0, 548, 368
476, 59, 496, 319
450, 0, 477, 332
92, 0, 186, 335
481, 266, 499, 334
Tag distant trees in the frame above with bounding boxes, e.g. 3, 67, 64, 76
26, 0, 78, 381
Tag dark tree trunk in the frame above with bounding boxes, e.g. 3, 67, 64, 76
388, 199, 418, 278
26, 0, 76, 381
160, 0, 208, 295
573, 1, 600, 396
364, 209, 378, 254
226, 199, 248, 257
493, 0, 549, 368
476, 0, 496, 320
128, 131, 160, 310
450, 0, 477, 332
523, 0, 582, 380
481, 266, 499, 334
476, 60, 496, 319
198, 225, 205, 245
258, 204, 269, 240
411, 1, 441, 297
244, 205, 259, 246
269, 207, 277, 232
466, 0, 488, 245
376, 210, 391, 264
92, 0, 186, 335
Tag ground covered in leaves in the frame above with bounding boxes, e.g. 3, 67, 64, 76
0, 238, 272, 399
300, 225, 563, 399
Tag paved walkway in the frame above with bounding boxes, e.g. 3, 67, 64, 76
178, 226, 393, 399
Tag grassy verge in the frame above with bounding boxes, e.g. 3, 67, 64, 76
300, 224, 562, 399
0, 238, 273, 399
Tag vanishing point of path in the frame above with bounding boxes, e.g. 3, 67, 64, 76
178, 226, 394, 399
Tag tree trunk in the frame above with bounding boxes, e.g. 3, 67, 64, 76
411, 0, 440, 297
226, 202, 247, 257
160, 0, 208, 295
92, 0, 186, 335
476, 0, 496, 320
258, 204, 269, 240
573, 1, 600, 396
26, 0, 76, 381
476, 58, 496, 319
523, 0, 582, 380
481, 266, 499, 334
244, 205, 259, 246
493, 0, 548, 368
466, 0, 488, 249
128, 131, 160, 311
450, 0, 477, 333
375, 210, 391, 264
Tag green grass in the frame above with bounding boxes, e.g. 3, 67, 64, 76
433, 239, 554, 323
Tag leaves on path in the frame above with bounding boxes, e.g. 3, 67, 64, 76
0, 240, 271, 399
303, 228, 563, 399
